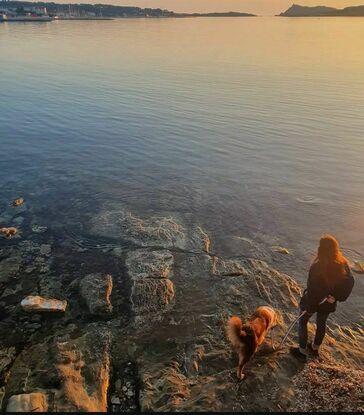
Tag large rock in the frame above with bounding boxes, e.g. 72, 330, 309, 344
79, 273, 113, 316
4, 325, 110, 412
92, 209, 187, 249
126, 249, 173, 280
20, 296, 67, 313
126, 249, 175, 324
132, 278, 175, 320
53, 334, 110, 412
90, 205, 210, 252
211, 256, 249, 277
6, 392, 48, 412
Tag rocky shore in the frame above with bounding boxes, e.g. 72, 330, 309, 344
0, 202, 363, 411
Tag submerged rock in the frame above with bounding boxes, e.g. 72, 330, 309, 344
39, 244, 51, 257
6, 392, 48, 412
21, 296, 67, 313
211, 256, 249, 277
126, 249, 173, 280
79, 273, 113, 316
91, 208, 187, 249
90, 205, 210, 252
31, 225, 48, 234
0, 255, 21, 286
126, 248, 175, 324
132, 278, 175, 322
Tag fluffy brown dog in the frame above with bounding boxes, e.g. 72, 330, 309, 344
227, 306, 277, 380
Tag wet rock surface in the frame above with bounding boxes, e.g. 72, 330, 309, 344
0, 203, 363, 412
109, 362, 138, 412
132, 278, 175, 324
79, 273, 113, 316
4, 324, 110, 412
126, 249, 174, 280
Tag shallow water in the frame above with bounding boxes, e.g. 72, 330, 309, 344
0, 17, 363, 320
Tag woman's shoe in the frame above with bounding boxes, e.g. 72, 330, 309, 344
290, 347, 307, 362
307, 343, 320, 357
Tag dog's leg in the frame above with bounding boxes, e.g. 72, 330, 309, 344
270, 329, 275, 350
237, 356, 245, 381
237, 352, 250, 381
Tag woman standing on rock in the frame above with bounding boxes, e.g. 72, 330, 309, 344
290, 234, 354, 361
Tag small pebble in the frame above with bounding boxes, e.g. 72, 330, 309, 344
12, 198, 24, 207
32, 225, 48, 234
111, 396, 120, 404
272, 246, 290, 255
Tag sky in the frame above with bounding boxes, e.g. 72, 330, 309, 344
110, 0, 364, 15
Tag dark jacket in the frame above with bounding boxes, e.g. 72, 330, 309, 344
300, 261, 354, 314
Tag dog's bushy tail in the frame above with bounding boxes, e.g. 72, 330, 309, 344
227, 316, 244, 349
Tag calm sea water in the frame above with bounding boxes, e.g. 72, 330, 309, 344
0, 18, 363, 312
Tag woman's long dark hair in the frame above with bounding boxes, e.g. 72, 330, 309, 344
313, 234, 348, 288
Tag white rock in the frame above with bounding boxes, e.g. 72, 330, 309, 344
6, 392, 48, 412
111, 396, 121, 404
21, 296, 67, 313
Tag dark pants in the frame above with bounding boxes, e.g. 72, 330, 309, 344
298, 311, 329, 349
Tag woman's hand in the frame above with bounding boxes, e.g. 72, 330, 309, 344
326, 295, 336, 304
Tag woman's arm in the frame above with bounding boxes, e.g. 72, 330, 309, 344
305, 265, 324, 313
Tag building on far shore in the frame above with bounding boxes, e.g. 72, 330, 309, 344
0, 5, 52, 21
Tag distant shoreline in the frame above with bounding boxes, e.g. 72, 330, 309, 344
0, 1, 256, 19
279, 4, 364, 17
1, 1, 364, 20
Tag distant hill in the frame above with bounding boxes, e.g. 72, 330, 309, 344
280, 4, 364, 16
0, 1, 255, 18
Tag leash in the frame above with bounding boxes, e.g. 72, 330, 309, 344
277, 297, 328, 350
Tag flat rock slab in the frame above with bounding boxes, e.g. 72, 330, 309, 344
6, 392, 48, 412
90, 204, 210, 252
79, 273, 113, 316
21, 296, 67, 313
126, 249, 174, 280
132, 278, 175, 320
4, 325, 110, 412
